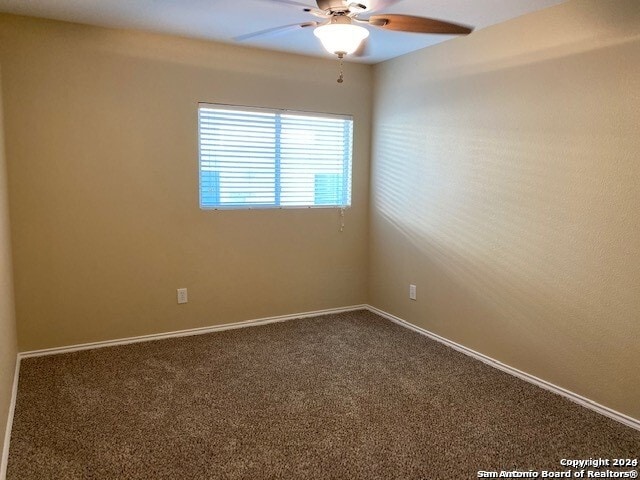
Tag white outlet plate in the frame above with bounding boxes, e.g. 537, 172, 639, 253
409, 284, 417, 301
177, 288, 188, 304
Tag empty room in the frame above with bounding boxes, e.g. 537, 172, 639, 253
0, 0, 638, 478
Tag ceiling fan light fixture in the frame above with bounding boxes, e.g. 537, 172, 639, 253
314, 22, 369, 56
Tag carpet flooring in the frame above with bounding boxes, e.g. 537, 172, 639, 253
7, 310, 640, 479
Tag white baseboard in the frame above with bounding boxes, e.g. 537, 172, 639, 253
4, 302, 637, 478
4, 305, 369, 478
0, 355, 20, 480
19, 305, 368, 359
366, 305, 640, 432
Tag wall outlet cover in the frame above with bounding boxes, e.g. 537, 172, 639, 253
177, 288, 188, 304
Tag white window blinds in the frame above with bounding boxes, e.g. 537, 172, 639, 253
198, 103, 353, 209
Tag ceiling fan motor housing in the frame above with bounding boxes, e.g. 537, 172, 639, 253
330, 15, 353, 25
348, 3, 368, 13
318, 0, 368, 14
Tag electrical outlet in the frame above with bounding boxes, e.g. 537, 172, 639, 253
177, 288, 188, 304
409, 284, 417, 301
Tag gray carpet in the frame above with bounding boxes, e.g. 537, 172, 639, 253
7, 310, 640, 479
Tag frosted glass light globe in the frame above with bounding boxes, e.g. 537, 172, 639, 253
314, 23, 369, 55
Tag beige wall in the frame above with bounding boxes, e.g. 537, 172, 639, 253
370, 0, 640, 419
0, 15, 372, 351
1, 0, 638, 426
0, 65, 18, 468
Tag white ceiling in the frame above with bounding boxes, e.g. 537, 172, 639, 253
0, 0, 567, 63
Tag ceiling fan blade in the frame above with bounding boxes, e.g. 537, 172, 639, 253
257, 0, 327, 16
316, 0, 403, 13
362, 0, 403, 13
269, 0, 317, 8
234, 22, 318, 42
368, 14, 473, 34
316, 0, 346, 11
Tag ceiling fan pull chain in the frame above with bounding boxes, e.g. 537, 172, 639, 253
337, 52, 345, 83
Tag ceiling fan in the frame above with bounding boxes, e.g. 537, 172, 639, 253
235, 0, 473, 82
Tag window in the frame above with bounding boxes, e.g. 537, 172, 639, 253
198, 103, 353, 209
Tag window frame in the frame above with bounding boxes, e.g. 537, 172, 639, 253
197, 102, 354, 211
